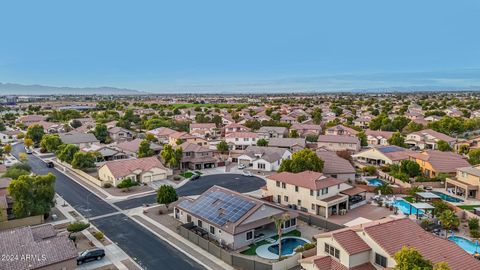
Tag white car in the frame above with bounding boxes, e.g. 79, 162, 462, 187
25, 147, 33, 154
238, 164, 246, 169
243, 170, 252, 177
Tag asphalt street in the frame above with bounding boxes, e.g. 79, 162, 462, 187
11, 143, 205, 270
114, 173, 267, 210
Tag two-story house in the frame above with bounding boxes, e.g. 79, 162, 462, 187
289, 124, 322, 138
224, 123, 250, 135
176, 142, 218, 170
256, 126, 288, 139
365, 130, 394, 146
108, 126, 134, 143
225, 132, 258, 150
237, 146, 291, 171
189, 123, 218, 139
405, 129, 455, 150
317, 135, 360, 152
445, 166, 480, 200
408, 150, 469, 179
325, 125, 359, 137
168, 131, 208, 147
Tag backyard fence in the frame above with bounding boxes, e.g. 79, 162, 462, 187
296, 213, 344, 231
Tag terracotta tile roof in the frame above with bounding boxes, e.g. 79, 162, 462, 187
364, 218, 480, 270
409, 150, 469, 173
147, 127, 177, 137
411, 129, 455, 142
340, 186, 367, 196
290, 123, 322, 131
304, 255, 376, 270
316, 151, 355, 174
332, 230, 371, 255
327, 125, 359, 135
268, 171, 345, 190
225, 132, 258, 138
317, 135, 360, 144
268, 138, 306, 148
102, 156, 166, 178
190, 123, 216, 129
365, 129, 394, 139
177, 142, 212, 153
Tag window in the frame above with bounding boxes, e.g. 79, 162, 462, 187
276, 181, 280, 187
198, 220, 202, 228
284, 196, 289, 202
187, 215, 191, 223
258, 163, 266, 169
321, 187, 329, 195
295, 186, 299, 192
284, 219, 291, 228
282, 183, 286, 189
290, 218, 296, 226
337, 184, 340, 189
277, 195, 281, 202
311, 204, 315, 210
297, 200, 301, 206
246, 231, 253, 240
324, 243, 340, 259
310, 190, 314, 196
375, 253, 387, 267
210, 226, 215, 234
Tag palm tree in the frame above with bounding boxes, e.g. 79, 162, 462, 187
270, 213, 291, 260
407, 186, 424, 197
374, 183, 393, 195
438, 210, 460, 239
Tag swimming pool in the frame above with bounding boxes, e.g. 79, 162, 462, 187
367, 178, 386, 186
391, 199, 424, 215
448, 236, 479, 254
256, 237, 310, 259
432, 191, 464, 203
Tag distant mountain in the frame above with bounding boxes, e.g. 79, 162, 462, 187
0, 83, 149, 95
351, 85, 480, 93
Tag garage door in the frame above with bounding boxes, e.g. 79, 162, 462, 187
239, 159, 251, 165
152, 173, 166, 181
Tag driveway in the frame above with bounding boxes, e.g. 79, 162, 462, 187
114, 174, 266, 210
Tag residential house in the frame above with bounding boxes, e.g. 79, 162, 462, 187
264, 171, 352, 218
147, 127, 177, 144
256, 126, 288, 139
98, 156, 172, 186
115, 138, 162, 157
365, 130, 394, 146
177, 142, 218, 170
237, 146, 292, 171
189, 123, 218, 139
168, 131, 208, 147
108, 126, 134, 143
0, 224, 78, 270
352, 145, 414, 166
280, 115, 297, 124
317, 135, 360, 152
81, 144, 128, 162
405, 129, 455, 150
224, 123, 250, 134
267, 138, 306, 152
353, 117, 371, 129
316, 150, 356, 181
0, 130, 21, 143
300, 218, 480, 270
59, 132, 99, 148
174, 185, 298, 250
325, 125, 359, 137
225, 132, 258, 150
289, 124, 322, 138
409, 150, 470, 179
16, 114, 46, 126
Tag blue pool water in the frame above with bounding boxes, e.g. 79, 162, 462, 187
392, 200, 424, 215
367, 178, 386, 186
432, 191, 464, 203
267, 237, 308, 256
448, 236, 479, 254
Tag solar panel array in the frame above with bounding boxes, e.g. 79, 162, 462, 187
378, 146, 402, 153
178, 190, 256, 226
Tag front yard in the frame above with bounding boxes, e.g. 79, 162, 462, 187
179, 171, 203, 178
240, 230, 301, 256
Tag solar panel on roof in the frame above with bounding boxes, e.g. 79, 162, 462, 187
378, 146, 402, 153
177, 190, 256, 226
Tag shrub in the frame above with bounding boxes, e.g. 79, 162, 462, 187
93, 231, 104, 240
103, 183, 112, 188
469, 217, 479, 231
173, 175, 181, 181
470, 229, 480, 239
303, 242, 316, 250
420, 219, 433, 230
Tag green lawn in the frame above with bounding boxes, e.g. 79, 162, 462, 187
403, 196, 414, 203
458, 205, 480, 211
180, 172, 194, 178
240, 230, 301, 256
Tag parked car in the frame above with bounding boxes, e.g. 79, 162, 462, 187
243, 170, 252, 177
46, 161, 54, 168
77, 248, 105, 265
238, 164, 246, 169
190, 174, 200, 181
24, 147, 33, 154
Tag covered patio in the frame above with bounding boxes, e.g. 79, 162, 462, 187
445, 177, 478, 199
410, 202, 435, 219
341, 187, 367, 209
414, 192, 441, 203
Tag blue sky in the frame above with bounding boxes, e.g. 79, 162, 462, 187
1, 1, 480, 93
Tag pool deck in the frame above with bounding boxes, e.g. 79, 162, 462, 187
255, 236, 311, 260
328, 203, 395, 226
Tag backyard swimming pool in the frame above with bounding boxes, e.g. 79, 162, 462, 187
367, 178, 386, 186
448, 236, 479, 254
391, 199, 424, 215
256, 237, 310, 259
432, 191, 464, 203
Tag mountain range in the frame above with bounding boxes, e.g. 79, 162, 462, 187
0, 83, 149, 95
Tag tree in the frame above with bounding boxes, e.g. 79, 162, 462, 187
257, 138, 269, 147
71, 152, 96, 170
138, 140, 155, 158
437, 140, 452, 152
438, 210, 460, 238
3, 167, 30, 180
93, 124, 109, 143
388, 132, 406, 147
161, 144, 182, 168
407, 186, 424, 197
3, 144, 12, 155
24, 138, 34, 148
374, 183, 393, 195
216, 140, 229, 153
362, 165, 377, 176
432, 200, 450, 216
40, 134, 62, 152
433, 262, 451, 270
176, 138, 185, 145
70, 119, 82, 129
7, 173, 56, 218
289, 129, 299, 138
305, 134, 319, 143
393, 246, 432, 270
357, 131, 368, 147
311, 108, 322, 124
117, 177, 138, 191
19, 153, 28, 162
145, 133, 156, 142
67, 221, 90, 242
26, 124, 45, 144
458, 144, 469, 155
0, 121, 5, 131
57, 144, 80, 164
270, 214, 291, 260
400, 160, 421, 177
278, 149, 324, 173
468, 149, 480, 165
157, 185, 178, 209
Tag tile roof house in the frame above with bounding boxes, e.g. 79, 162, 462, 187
0, 224, 77, 270
225, 132, 258, 150
267, 138, 306, 152
224, 123, 250, 134
237, 146, 292, 171
59, 132, 99, 147
16, 115, 46, 126
352, 145, 414, 165
176, 142, 218, 170
364, 129, 394, 146
406, 129, 456, 150
317, 135, 360, 152
189, 123, 218, 139
168, 131, 208, 147
316, 150, 356, 181
147, 127, 177, 144
108, 126, 134, 143
300, 217, 480, 270
265, 171, 353, 218
408, 150, 470, 178
325, 125, 359, 137
175, 185, 298, 251
445, 165, 480, 200
290, 124, 322, 137
256, 126, 289, 139
115, 138, 162, 157
98, 156, 172, 186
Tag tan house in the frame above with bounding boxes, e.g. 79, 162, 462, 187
325, 125, 359, 137
290, 124, 322, 137
405, 129, 455, 150
445, 166, 480, 200
408, 150, 469, 179
168, 131, 208, 146
352, 146, 413, 166
16, 114, 46, 126
98, 156, 172, 186
176, 142, 218, 170
300, 218, 480, 270
317, 135, 360, 152
264, 171, 352, 218
365, 130, 394, 146
189, 123, 218, 139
